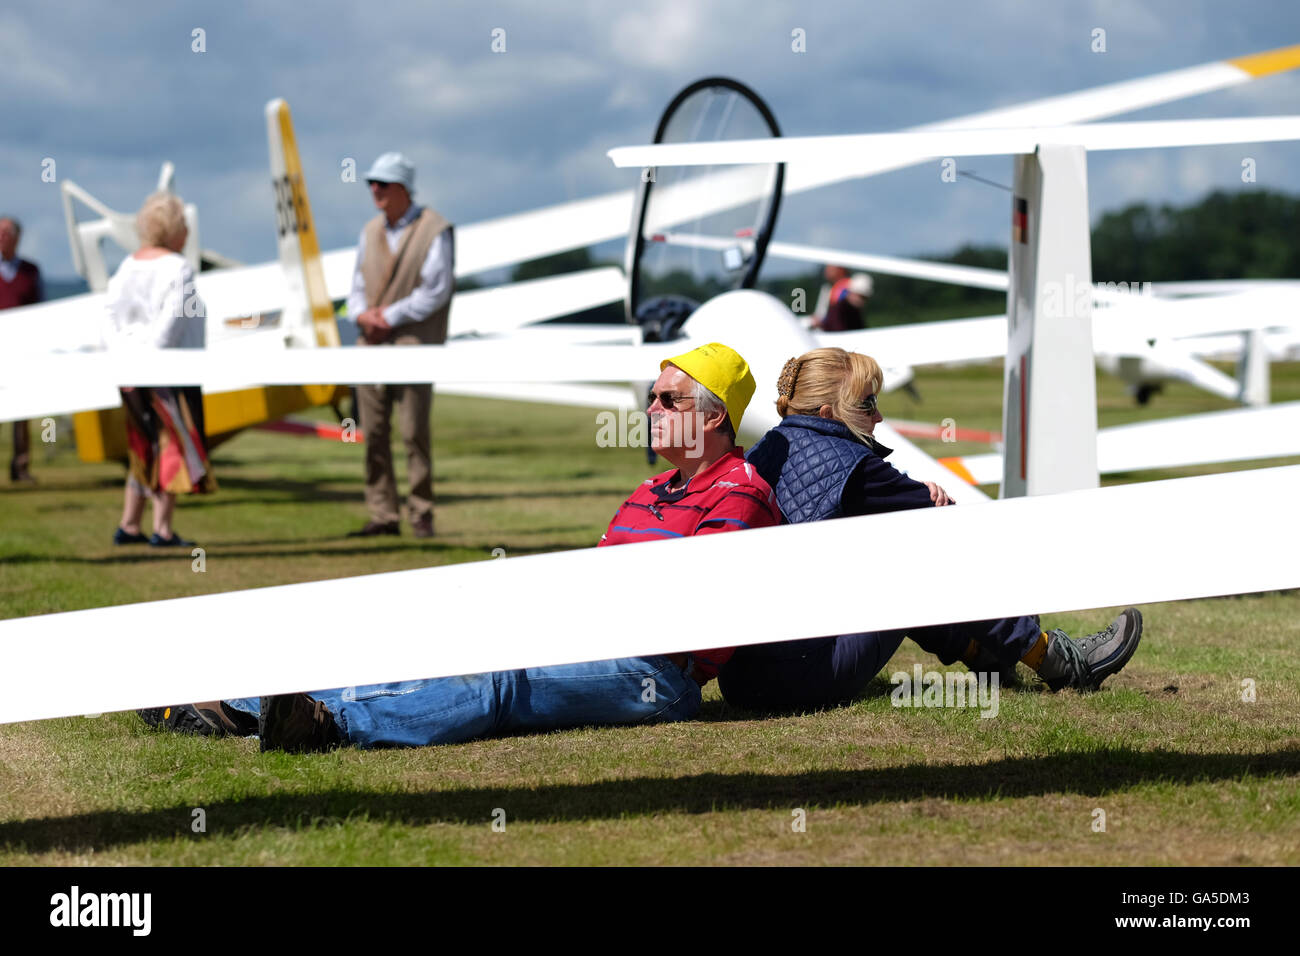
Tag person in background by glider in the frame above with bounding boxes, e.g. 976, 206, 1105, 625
1, 216, 44, 484
719, 346, 1143, 713
142, 343, 783, 751
811, 268, 872, 332
102, 192, 215, 548
810, 263, 848, 325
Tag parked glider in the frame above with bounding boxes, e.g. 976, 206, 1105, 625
5, 47, 1300, 487
5, 49, 1300, 725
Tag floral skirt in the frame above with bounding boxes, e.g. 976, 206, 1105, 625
121, 386, 216, 495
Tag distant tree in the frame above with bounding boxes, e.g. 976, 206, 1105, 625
790, 190, 1300, 325
638, 269, 728, 305
501, 191, 1299, 326
511, 248, 593, 283
1091, 189, 1300, 282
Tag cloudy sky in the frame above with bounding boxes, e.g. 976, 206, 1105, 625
5, 0, 1299, 282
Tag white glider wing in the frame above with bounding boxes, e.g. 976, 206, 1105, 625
816, 316, 1010, 367
1, 464, 1296, 725
943, 402, 1300, 485
779, 45, 1300, 196
609, 117, 1300, 171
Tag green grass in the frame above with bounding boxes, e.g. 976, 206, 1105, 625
1, 364, 1298, 865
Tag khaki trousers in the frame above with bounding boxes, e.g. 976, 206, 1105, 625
10, 419, 30, 478
356, 382, 433, 524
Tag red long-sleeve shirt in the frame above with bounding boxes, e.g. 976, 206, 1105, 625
598, 448, 781, 679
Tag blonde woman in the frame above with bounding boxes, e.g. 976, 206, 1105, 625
719, 347, 1142, 712
104, 191, 214, 548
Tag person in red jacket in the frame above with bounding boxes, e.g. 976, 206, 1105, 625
0, 217, 44, 483
145, 343, 783, 750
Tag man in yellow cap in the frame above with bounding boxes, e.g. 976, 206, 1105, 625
643, 340, 755, 464
155, 344, 782, 750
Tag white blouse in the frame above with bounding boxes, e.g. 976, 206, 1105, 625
102, 253, 206, 350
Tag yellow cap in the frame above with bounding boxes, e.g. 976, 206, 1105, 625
661, 342, 756, 433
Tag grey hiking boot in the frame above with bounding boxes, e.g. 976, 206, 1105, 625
1037, 608, 1144, 691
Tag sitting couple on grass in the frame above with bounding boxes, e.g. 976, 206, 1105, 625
142, 343, 1141, 752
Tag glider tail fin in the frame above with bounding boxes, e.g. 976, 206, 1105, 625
60, 172, 201, 293
265, 98, 339, 348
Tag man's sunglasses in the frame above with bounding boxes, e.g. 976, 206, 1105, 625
647, 389, 695, 411
367, 180, 394, 189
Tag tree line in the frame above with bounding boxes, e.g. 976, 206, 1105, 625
510, 189, 1299, 327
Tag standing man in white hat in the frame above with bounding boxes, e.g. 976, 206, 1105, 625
346, 152, 454, 539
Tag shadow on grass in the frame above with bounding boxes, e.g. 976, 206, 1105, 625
0, 545, 433, 565
0, 476, 130, 492
434, 487, 635, 504
190, 477, 360, 504
139, 477, 630, 508
0, 482, 67, 494
0, 470, 630, 505
4, 747, 1298, 854
0, 542, 586, 567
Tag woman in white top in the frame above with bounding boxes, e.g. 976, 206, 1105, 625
105, 191, 215, 548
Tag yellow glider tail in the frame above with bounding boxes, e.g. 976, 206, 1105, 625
266, 98, 340, 349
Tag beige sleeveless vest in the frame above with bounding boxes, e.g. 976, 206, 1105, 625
361, 207, 454, 345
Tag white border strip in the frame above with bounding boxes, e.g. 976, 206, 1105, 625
2, 464, 1297, 725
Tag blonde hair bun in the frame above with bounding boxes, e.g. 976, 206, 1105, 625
776, 357, 800, 397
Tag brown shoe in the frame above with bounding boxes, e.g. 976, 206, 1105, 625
259, 694, 341, 753
411, 515, 435, 539
347, 520, 400, 538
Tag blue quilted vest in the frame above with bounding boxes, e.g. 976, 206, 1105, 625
746, 415, 892, 524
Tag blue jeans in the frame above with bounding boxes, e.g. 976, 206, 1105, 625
224, 654, 702, 749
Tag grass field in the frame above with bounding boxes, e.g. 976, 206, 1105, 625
2, 361, 1298, 865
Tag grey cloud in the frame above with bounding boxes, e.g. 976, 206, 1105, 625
5, 0, 1298, 280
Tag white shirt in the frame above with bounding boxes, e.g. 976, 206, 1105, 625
346, 204, 454, 328
101, 253, 206, 350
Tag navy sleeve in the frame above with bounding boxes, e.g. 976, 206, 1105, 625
840, 453, 936, 515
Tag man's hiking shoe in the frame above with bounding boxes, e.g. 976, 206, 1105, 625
1038, 608, 1143, 692
259, 694, 341, 753
139, 701, 258, 737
